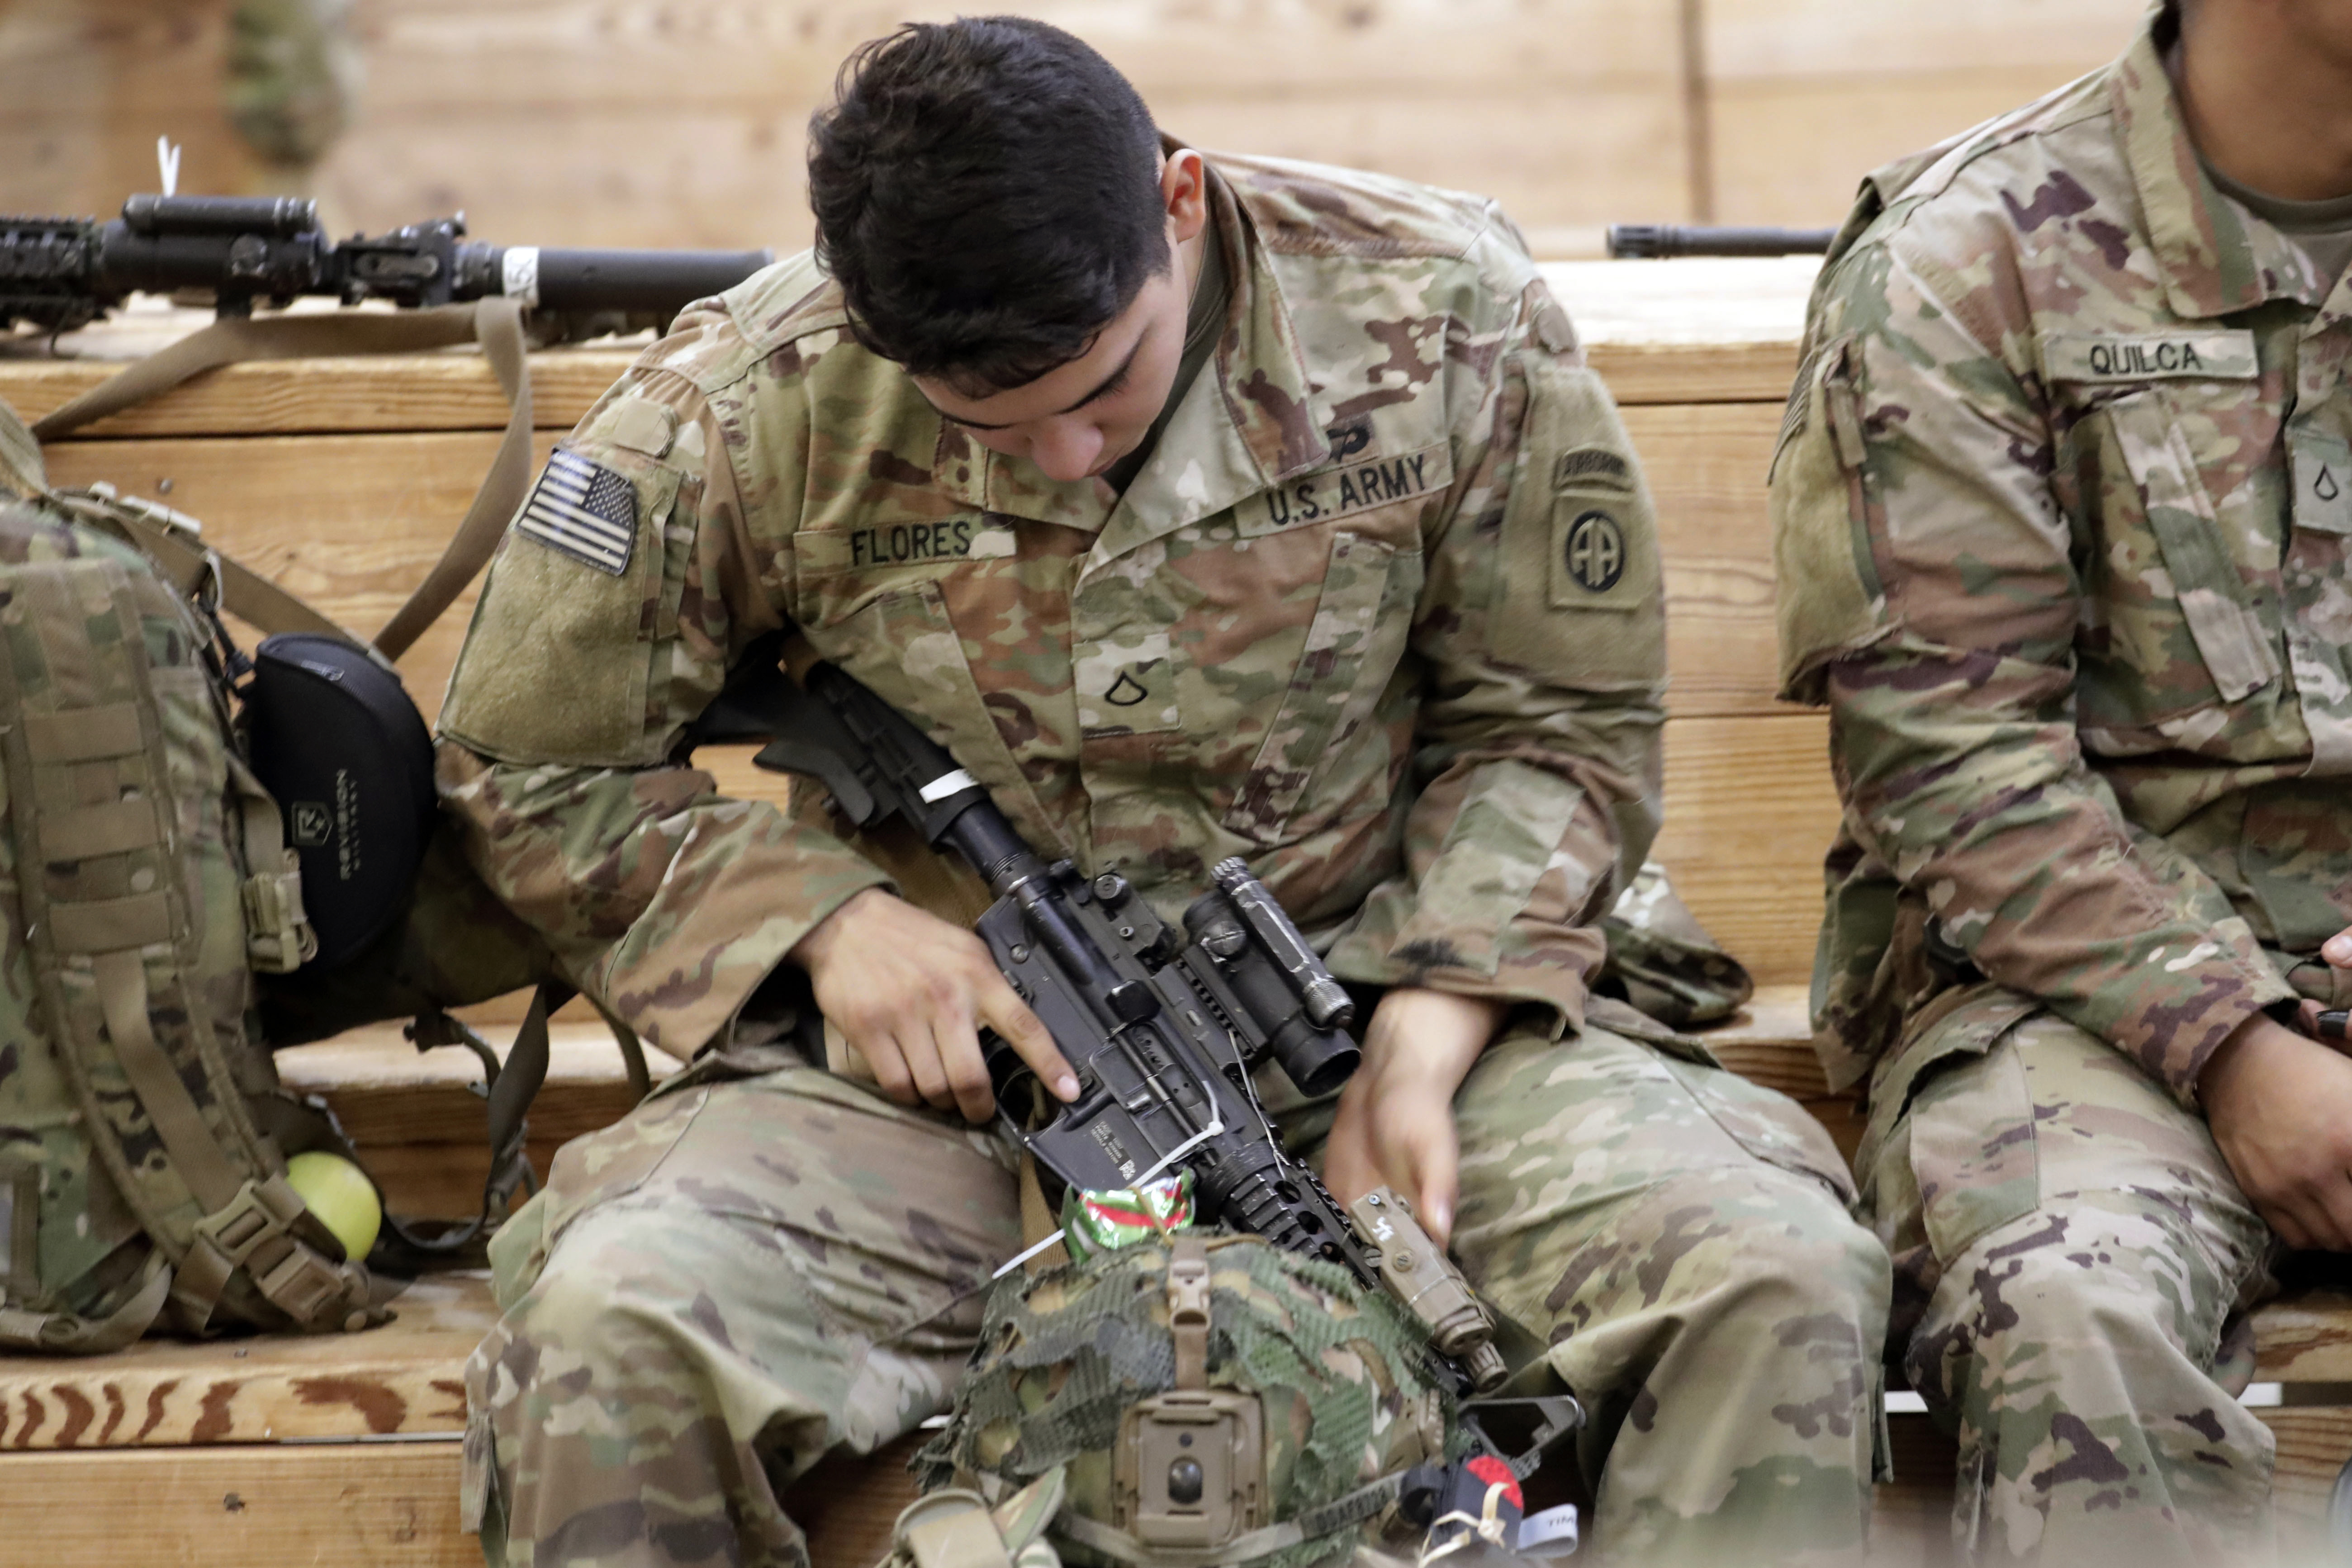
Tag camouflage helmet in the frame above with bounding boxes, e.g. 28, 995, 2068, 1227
914, 1232, 1458, 1568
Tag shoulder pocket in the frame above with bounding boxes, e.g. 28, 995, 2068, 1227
440, 446, 687, 766
2106, 391, 2280, 703
1771, 334, 1884, 702
1487, 357, 1663, 682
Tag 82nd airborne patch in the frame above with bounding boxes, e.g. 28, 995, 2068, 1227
516, 448, 638, 575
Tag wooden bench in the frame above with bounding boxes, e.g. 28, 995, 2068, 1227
5, 262, 2349, 1563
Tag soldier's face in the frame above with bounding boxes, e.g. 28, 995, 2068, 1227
915, 153, 1211, 485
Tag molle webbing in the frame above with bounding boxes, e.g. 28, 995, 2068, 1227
0, 546, 362, 1338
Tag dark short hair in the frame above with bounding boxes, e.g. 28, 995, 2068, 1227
807, 17, 1169, 394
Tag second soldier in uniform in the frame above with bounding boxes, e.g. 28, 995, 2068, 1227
1777, 0, 2352, 1558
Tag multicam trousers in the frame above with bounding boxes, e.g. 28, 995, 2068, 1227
1860, 994, 2277, 1565
462, 1023, 1891, 1568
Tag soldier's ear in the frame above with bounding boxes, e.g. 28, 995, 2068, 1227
1161, 149, 1209, 244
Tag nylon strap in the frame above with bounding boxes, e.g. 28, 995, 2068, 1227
57, 489, 356, 644
373, 298, 533, 659
227, 752, 318, 974
1168, 1233, 1211, 1392
30, 305, 485, 440
23, 703, 140, 763
38, 798, 161, 862
0, 1252, 170, 1354
49, 892, 173, 953
90, 949, 246, 1213
30, 298, 537, 662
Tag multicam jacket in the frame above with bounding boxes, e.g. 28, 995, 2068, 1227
1774, 14, 2352, 1101
436, 152, 1668, 1058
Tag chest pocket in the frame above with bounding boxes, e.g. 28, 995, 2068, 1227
789, 549, 1066, 855
2105, 390, 2281, 707
790, 516, 1015, 630
1221, 530, 1412, 844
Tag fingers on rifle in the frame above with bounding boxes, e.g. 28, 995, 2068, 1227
983, 980, 1077, 1101
861, 1033, 918, 1107
937, 1014, 999, 1124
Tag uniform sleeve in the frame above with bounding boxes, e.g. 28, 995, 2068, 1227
1773, 240, 2290, 1101
434, 305, 891, 1059
1323, 261, 1664, 1035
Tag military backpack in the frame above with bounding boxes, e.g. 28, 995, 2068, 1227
0, 306, 609, 1351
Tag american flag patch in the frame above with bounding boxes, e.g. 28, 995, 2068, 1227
515, 448, 637, 575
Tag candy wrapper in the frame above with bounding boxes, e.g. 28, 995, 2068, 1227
1061, 1170, 1196, 1258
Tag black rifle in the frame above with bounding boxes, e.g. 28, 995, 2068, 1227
1606, 223, 1835, 258
0, 194, 773, 336
692, 640, 1511, 1395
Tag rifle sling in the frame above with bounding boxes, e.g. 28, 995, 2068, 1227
28, 298, 536, 661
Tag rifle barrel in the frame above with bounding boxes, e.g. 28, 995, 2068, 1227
1607, 223, 1835, 259
502, 246, 776, 314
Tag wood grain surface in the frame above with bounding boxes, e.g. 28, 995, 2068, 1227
0, 1274, 486, 1449
0, 1440, 475, 1566
276, 1025, 680, 1150
1655, 711, 1841, 989
0, 347, 638, 439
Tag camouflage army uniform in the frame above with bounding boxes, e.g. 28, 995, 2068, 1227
442, 152, 1890, 1567
1772, 14, 2352, 1561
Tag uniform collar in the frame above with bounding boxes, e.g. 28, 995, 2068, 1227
929, 150, 1332, 563
2115, 20, 2333, 318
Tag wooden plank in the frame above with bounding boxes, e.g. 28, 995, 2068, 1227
787, 1433, 928, 1568
365, 1137, 573, 1222
0, 1274, 486, 1449
2255, 1295, 2352, 1386
1626, 398, 1784, 715
1165, 90, 1692, 238
0, 1440, 476, 1566
1704, 0, 2142, 83
312, 90, 1687, 259
0, 347, 636, 439
292, 0, 1687, 251
276, 1024, 680, 1149
1707, 71, 2097, 229
1655, 711, 1839, 990
38, 429, 561, 718
338, 0, 1682, 112
2262, 1405, 2352, 1522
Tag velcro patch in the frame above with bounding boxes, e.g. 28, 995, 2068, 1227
1248, 441, 1451, 535
2040, 330, 2259, 384
1555, 447, 1635, 492
516, 449, 638, 576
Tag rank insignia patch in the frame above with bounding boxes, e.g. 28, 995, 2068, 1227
516, 448, 637, 575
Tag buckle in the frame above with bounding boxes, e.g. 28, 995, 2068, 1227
254, 1244, 351, 1325
192, 1177, 305, 1270
242, 852, 318, 974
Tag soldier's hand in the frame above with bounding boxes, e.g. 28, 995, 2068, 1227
2294, 926, 2352, 1041
790, 888, 1078, 1123
1321, 988, 1503, 1245
2201, 1012, 2352, 1251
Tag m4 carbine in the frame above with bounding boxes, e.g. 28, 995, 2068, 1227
693, 640, 1511, 1397
0, 194, 773, 335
